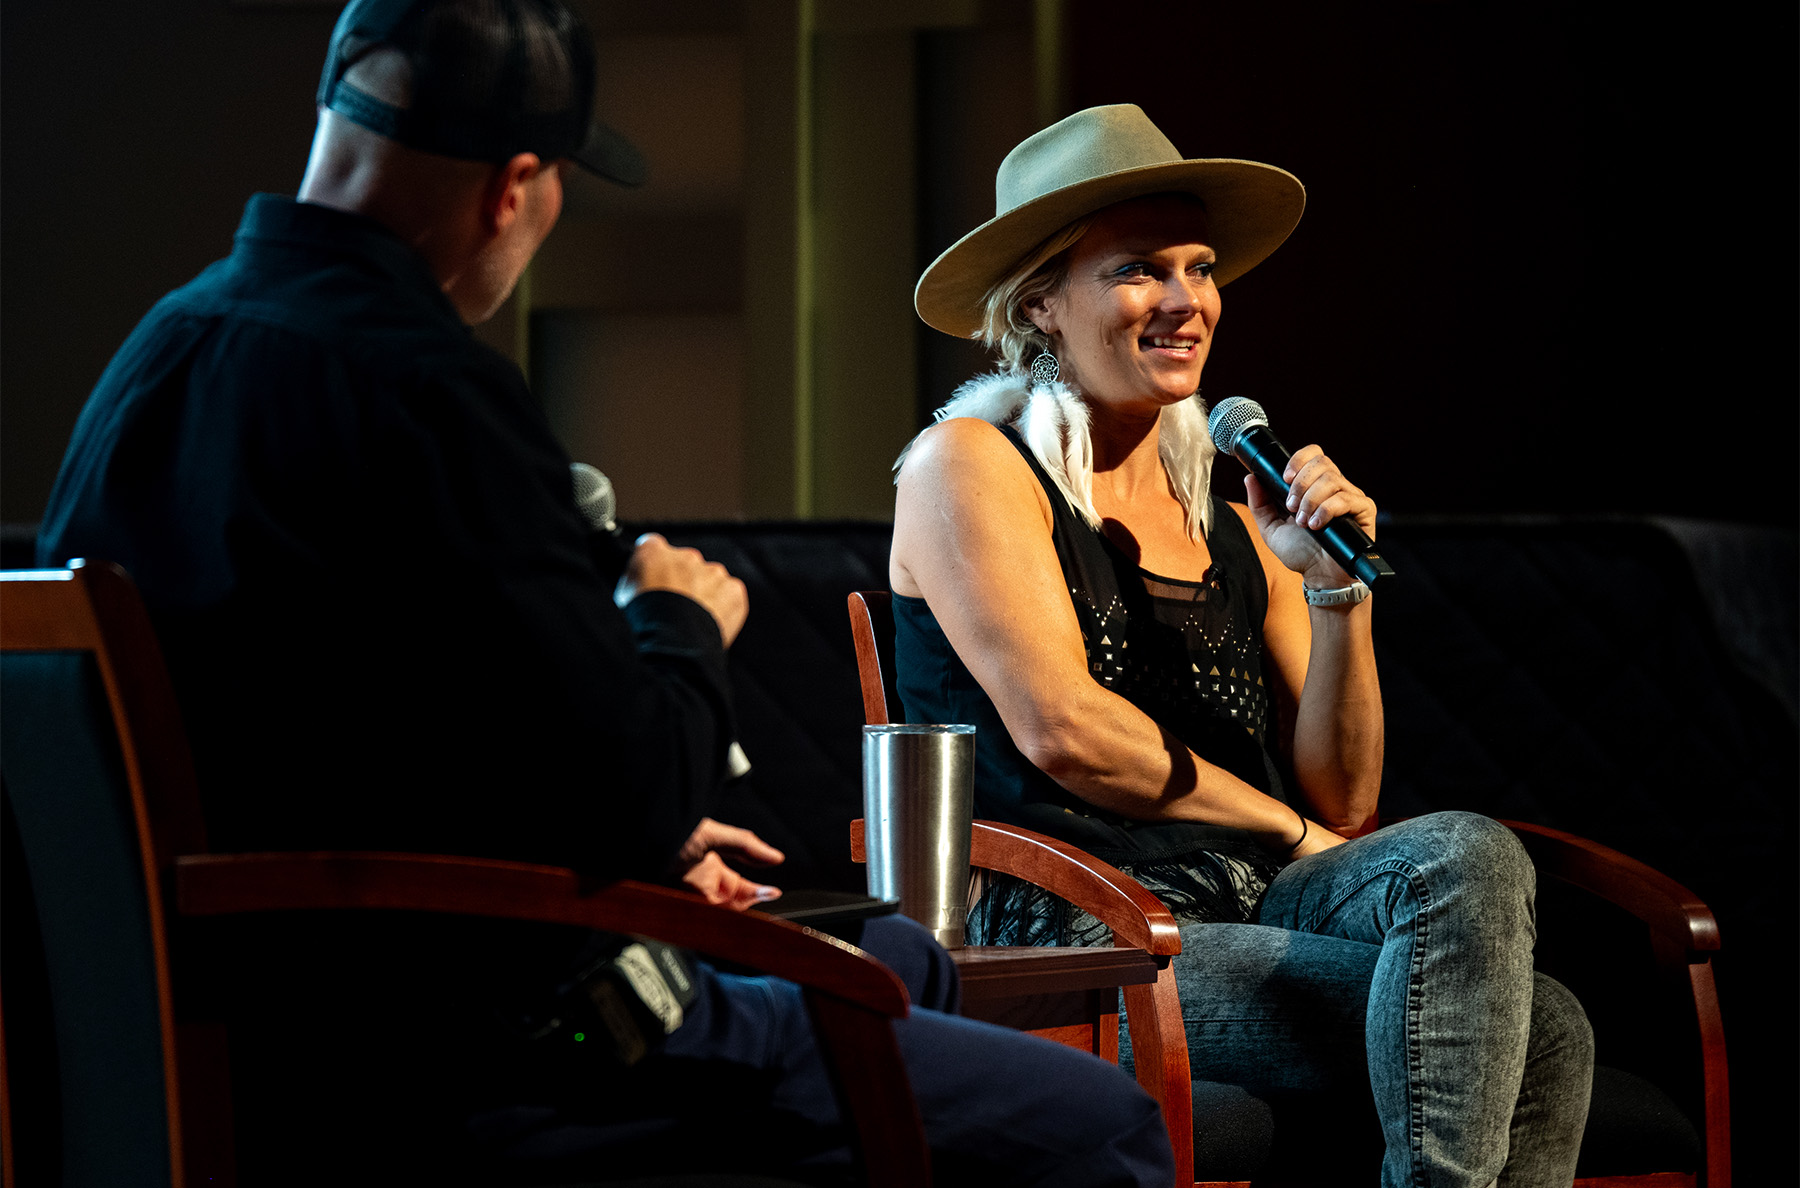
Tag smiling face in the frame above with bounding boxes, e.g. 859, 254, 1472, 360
1025, 193, 1220, 416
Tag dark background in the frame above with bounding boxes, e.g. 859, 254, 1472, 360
2, 0, 1792, 1179
1064, 3, 1799, 524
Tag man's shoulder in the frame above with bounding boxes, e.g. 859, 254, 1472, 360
135, 198, 491, 375
137, 246, 525, 413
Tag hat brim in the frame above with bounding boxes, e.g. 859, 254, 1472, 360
573, 119, 647, 187
915, 158, 1305, 339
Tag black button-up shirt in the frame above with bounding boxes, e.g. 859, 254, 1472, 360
39, 194, 733, 880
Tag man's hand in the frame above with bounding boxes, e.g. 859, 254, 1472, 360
615, 533, 749, 646
674, 817, 784, 910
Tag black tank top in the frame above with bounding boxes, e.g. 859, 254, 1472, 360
894, 425, 1295, 873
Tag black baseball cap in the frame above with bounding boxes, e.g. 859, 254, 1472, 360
317, 0, 646, 186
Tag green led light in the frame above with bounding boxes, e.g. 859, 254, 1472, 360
573, 1032, 585, 1042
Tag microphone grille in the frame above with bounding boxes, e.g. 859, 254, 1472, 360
570, 462, 617, 533
1207, 397, 1269, 455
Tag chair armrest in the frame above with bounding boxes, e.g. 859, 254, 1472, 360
175, 851, 910, 1013
173, 851, 929, 1187
851, 819, 1180, 957
1498, 821, 1720, 959
968, 821, 1182, 957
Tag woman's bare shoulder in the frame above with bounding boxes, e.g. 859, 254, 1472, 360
893, 417, 1051, 595
898, 417, 1046, 513
899, 416, 1021, 479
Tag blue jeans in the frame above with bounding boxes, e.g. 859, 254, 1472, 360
479, 914, 1175, 1187
1156, 812, 1594, 1187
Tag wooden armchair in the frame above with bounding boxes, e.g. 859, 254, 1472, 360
849, 589, 1731, 1188
851, 591, 1218, 1185
0, 561, 931, 1188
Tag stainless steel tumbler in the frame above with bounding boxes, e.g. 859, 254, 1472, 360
861, 724, 976, 948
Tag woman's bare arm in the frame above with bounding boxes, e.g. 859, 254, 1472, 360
891, 417, 1328, 851
1241, 445, 1384, 836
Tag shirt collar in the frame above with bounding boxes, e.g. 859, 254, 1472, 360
233, 193, 462, 323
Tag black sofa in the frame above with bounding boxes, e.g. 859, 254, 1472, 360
643, 513, 1796, 1181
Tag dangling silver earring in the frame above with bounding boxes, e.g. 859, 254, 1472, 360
1030, 351, 1060, 388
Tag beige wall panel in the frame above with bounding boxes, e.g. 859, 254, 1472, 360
530, 214, 745, 313
535, 312, 746, 521
568, 34, 746, 219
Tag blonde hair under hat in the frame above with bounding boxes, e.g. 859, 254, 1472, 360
914, 104, 1306, 339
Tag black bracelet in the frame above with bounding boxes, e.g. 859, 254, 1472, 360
1288, 807, 1309, 855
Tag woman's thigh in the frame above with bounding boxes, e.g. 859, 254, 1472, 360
1257, 811, 1535, 946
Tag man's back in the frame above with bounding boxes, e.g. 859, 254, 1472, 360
38, 194, 733, 877
33, 191, 745, 1181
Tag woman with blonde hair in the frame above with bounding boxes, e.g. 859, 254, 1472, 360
890, 104, 1594, 1185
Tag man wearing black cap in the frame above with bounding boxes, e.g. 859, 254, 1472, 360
36, 1, 1174, 1184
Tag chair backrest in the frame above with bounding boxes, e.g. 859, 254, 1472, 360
847, 591, 901, 726
1, 560, 209, 1188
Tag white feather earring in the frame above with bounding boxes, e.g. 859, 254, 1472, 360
1159, 395, 1217, 540
1020, 377, 1099, 530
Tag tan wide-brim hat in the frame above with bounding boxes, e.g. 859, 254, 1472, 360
915, 104, 1306, 339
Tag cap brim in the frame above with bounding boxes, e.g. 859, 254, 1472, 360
915, 158, 1304, 338
572, 120, 647, 187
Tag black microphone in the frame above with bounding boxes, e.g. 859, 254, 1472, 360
570, 462, 752, 780
1206, 398, 1395, 586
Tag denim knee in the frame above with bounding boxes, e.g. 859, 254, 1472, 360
1403, 811, 1535, 911
1263, 812, 1536, 940
1527, 972, 1594, 1075
1510, 973, 1596, 1182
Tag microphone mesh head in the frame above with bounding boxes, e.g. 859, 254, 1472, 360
570, 462, 617, 532
1207, 397, 1269, 455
